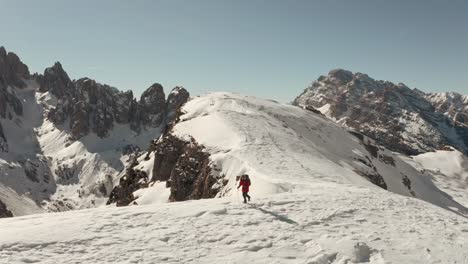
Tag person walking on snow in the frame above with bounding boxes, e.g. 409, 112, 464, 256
237, 174, 251, 203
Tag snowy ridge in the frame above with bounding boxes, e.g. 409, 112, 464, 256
169, 93, 468, 214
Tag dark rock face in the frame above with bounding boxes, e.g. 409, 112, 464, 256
37, 62, 75, 97
139, 83, 166, 128
0, 47, 26, 120
348, 131, 388, 189
0, 199, 13, 218
108, 133, 226, 206
152, 135, 185, 182
0, 47, 30, 152
168, 139, 216, 201
402, 174, 415, 197
107, 156, 149, 206
166, 86, 190, 124
0, 46, 30, 88
294, 69, 468, 155
0, 122, 7, 152
0, 84, 24, 119
38, 62, 171, 139
152, 133, 225, 201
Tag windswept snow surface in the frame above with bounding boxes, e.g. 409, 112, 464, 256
1, 92, 468, 263
1, 183, 468, 263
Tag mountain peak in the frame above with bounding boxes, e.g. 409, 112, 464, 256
294, 70, 468, 155
39, 61, 74, 96
0, 46, 30, 88
327, 68, 354, 85
0, 46, 6, 57
44, 61, 67, 76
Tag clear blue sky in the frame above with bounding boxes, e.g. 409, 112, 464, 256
1, 0, 467, 102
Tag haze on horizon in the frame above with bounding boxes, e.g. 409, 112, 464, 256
1, 0, 467, 102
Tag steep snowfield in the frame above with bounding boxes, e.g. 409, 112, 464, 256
403, 149, 468, 208
0, 83, 162, 215
1, 92, 468, 263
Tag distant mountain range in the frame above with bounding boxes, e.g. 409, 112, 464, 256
294, 69, 468, 155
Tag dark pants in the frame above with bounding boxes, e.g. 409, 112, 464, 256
242, 192, 251, 203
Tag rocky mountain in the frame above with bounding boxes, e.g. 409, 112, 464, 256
0, 47, 190, 216
425, 92, 468, 126
0, 47, 30, 153
36, 62, 169, 139
294, 69, 468, 155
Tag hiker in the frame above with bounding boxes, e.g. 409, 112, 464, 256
237, 174, 251, 203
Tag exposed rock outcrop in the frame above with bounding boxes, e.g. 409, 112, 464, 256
107, 156, 150, 206
0, 47, 31, 152
0, 46, 30, 88
348, 131, 388, 189
168, 140, 217, 201
0, 122, 7, 152
0, 47, 26, 120
0, 199, 13, 218
166, 86, 190, 124
139, 83, 166, 128
0, 80, 23, 119
108, 133, 227, 206
425, 92, 468, 126
294, 69, 468, 155
153, 134, 224, 201
37, 62, 169, 139
37, 62, 74, 97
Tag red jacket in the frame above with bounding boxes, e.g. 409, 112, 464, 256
238, 179, 251, 192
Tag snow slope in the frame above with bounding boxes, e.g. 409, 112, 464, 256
1, 183, 467, 263
0, 83, 162, 215
170, 93, 468, 215
403, 149, 468, 209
